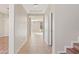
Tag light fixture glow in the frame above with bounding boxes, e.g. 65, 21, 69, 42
33, 4, 38, 7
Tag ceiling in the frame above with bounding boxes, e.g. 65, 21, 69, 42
23, 4, 49, 14
0, 4, 9, 14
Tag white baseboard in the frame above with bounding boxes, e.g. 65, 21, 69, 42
16, 39, 28, 53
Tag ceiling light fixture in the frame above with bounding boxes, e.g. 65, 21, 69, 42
33, 4, 38, 7
34, 4, 38, 5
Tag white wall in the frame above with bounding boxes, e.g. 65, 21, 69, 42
0, 14, 9, 37
0, 16, 4, 36
54, 5, 79, 53
14, 5, 27, 53
9, 5, 14, 53
3, 15, 9, 36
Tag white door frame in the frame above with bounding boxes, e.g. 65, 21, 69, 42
9, 4, 14, 54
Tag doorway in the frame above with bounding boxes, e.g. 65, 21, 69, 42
14, 4, 53, 54
25, 14, 52, 54
18, 14, 52, 54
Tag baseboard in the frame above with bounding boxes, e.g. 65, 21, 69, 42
16, 39, 28, 53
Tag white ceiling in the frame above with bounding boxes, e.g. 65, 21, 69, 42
23, 4, 49, 14
0, 4, 9, 14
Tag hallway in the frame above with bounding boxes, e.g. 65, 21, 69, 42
15, 4, 52, 54
18, 33, 52, 54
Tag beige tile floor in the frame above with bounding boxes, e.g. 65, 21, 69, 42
18, 33, 52, 54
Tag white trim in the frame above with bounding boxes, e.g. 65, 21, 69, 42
52, 8, 55, 54
9, 4, 14, 54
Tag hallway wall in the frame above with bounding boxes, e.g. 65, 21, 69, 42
14, 5, 27, 53
54, 5, 79, 53
44, 5, 52, 46
0, 15, 4, 36
3, 15, 9, 36
0, 14, 9, 37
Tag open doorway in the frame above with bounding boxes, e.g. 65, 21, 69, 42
25, 14, 52, 54
15, 4, 53, 54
